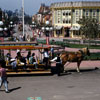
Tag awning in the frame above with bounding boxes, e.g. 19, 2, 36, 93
70, 26, 80, 30
54, 26, 62, 30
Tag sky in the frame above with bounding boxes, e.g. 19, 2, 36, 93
0, 0, 99, 16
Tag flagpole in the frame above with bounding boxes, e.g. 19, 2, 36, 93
22, 0, 25, 37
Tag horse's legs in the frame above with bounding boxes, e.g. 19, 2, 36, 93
76, 61, 81, 72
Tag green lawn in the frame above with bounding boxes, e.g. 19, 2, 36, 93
37, 39, 100, 49
67, 43, 100, 49
37, 39, 100, 60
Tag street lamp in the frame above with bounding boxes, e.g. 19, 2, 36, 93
0, 21, 5, 58
42, 20, 53, 45
31, 21, 37, 39
9, 21, 14, 36
0, 21, 4, 38
0, 21, 9, 38
0, 21, 3, 26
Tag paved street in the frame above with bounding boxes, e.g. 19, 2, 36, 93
1, 1, 100, 100
2, 22, 100, 100
1, 69, 100, 100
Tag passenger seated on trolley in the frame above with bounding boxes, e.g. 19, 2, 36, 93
10, 59, 17, 71
5, 53, 17, 70
26, 51, 31, 64
5, 53, 11, 65
29, 53, 38, 69
16, 51, 26, 69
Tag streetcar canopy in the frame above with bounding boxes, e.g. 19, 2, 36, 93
0, 42, 51, 50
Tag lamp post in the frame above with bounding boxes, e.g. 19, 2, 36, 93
9, 21, 13, 36
42, 20, 53, 45
30, 21, 37, 41
0, 21, 5, 58
0, 21, 4, 40
0, 21, 8, 38
32, 21, 37, 37
3, 27, 8, 37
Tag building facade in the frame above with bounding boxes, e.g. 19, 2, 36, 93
32, 3, 51, 25
50, 1, 100, 38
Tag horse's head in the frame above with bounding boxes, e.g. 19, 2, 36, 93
82, 47, 90, 56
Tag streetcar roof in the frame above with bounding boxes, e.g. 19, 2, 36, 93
0, 42, 51, 50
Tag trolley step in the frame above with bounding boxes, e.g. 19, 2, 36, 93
7, 69, 51, 76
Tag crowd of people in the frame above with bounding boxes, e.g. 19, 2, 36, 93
5, 47, 63, 76
4, 47, 55, 70
5, 50, 38, 71
5, 47, 64, 76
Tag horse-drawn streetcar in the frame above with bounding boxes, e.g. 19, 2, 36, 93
0, 42, 51, 75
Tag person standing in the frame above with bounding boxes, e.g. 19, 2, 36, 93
50, 46, 54, 59
0, 59, 10, 93
39, 48, 49, 69
50, 53, 62, 76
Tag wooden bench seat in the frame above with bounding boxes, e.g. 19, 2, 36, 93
5, 59, 46, 73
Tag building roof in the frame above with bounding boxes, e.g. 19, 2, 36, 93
38, 3, 49, 14
50, 1, 100, 8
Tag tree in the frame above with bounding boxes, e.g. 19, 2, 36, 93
78, 17, 100, 39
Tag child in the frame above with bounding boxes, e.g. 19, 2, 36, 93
0, 59, 10, 93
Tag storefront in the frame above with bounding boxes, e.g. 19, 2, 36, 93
70, 26, 81, 38
54, 26, 63, 37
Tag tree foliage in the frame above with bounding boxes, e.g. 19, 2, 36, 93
78, 17, 100, 39
4, 9, 32, 24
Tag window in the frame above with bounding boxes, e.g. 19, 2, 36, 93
66, 20, 68, 23
69, 20, 71, 23
63, 20, 66, 23
69, 12, 71, 16
76, 18, 79, 23
86, 11, 89, 16
66, 12, 68, 16
63, 12, 65, 16
58, 18, 60, 23
93, 10, 96, 17
76, 11, 78, 16
58, 19, 60, 23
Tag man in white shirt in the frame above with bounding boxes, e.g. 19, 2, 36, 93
50, 53, 63, 76
39, 49, 49, 69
